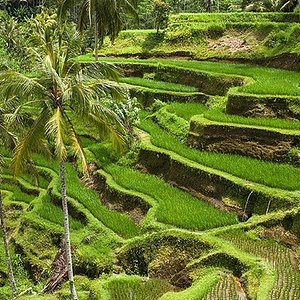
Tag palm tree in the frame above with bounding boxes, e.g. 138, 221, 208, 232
0, 192, 17, 295
59, 0, 138, 60
0, 18, 127, 300
245, 0, 299, 14
0, 98, 26, 296
0, 148, 17, 297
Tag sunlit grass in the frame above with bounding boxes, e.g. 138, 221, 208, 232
139, 112, 300, 191
87, 57, 300, 97
120, 77, 198, 92
0, 182, 35, 203
33, 156, 141, 238
104, 164, 237, 230
167, 102, 300, 131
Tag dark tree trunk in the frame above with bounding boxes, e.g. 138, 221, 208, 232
42, 240, 68, 294
0, 191, 17, 295
60, 161, 78, 300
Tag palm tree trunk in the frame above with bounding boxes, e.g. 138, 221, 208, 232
94, 18, 99, 61
0, 191, 17, 295
299, 0, 300, 23
59, 161, 78, 300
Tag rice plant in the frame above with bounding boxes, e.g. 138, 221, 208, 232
104, 164, 237, 231
139, 114, 300, 191
222, 230, 300, 300
120, 77, 198, 93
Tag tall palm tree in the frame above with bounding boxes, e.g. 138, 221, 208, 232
0, 191, 17, 296
0, 97, 29, 296
59, 0, 138, 60
0, 19, 127, 300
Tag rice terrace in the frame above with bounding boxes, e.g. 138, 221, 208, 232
1, 0, 300, 299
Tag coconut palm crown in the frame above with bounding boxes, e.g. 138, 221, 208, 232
59, 0, 138, 60
0, 18, 127, 175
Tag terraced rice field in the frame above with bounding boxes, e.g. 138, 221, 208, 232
222, 230, 300, 300
203, 272, 243, 300
2, 54, 300, 300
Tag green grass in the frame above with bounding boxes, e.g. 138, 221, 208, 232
32, 155, 140, 239
74, 12, 300, 61
82, 57, 300, 97
167, 102, 300, 131
100, 275, 175, 300
169, 12, 298, 24
139, 112, 300, 191
222, 229, 300, 299
167, 102, 208, 120
202, 109, 300, 132
0, 182, 35, 204
160, 268, 221, 300
33, 193, 84, 230
64, 164, 141, 238
20, 172, 51, 190
103, 164, 237, 230
120, 77, 198, 93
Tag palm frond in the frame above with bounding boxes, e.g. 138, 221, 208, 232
92, 80, 127, 102
46, 107, 68, 161
65, 81, 97, 116
58, 0, 76, 22
65, 114, 88, 174
0, 124, 18, 149
83, 62, 121, 81
88, 105, 127, 154
0, 71, 46, 100
11, 108, 51, 175
43, 55, 65, 89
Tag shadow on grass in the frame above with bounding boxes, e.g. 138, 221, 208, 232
142, 32, 165, 52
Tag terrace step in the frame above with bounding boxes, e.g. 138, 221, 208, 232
117, 62, 244, 96
227, 93, 300, 120
203, 272, 247, 300
94, 164, 238, 231
128, 85, 209, 107
36, 164, 138, 239
94, 170, 152, 225
188, 116, 300, 164
222, 229, 300, 300
138, 132, 299, 216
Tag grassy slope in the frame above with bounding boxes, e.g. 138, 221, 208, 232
86, 12, 300, 60
87, 142, 237, 230
160, 268, 221, 300
120, 77, 198, 92
139, 112, 300, 191
76, 56, 300, 97
90, 275, 175, 300
3, 14, 300, 299
33, 155, 141, 239
168, 102, 300, 131
222, 229, 300, 299
191, 115, 300, 135
104, 164, 238, 230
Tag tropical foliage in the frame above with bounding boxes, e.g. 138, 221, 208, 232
1, 1, 300, 300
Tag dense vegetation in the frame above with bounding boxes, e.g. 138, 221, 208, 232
0, 1, 300, 300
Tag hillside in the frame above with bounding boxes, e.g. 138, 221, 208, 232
1, 10, 300, 300
97, 12, 300, 70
